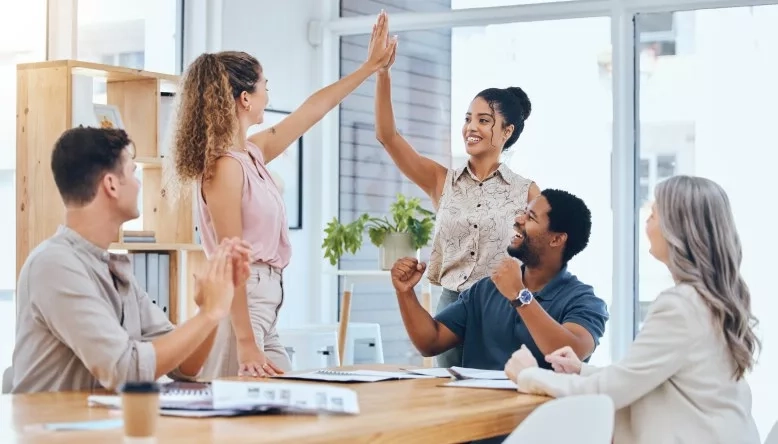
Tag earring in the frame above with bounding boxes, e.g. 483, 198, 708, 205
245, 104, 252, 112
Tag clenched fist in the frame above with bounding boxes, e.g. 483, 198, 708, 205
391, 257, 426, 294
490, 257, 524, 301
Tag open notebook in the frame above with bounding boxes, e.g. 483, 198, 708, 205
88, 380, 360, 417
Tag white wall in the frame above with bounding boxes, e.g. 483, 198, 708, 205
220, 0, 334, 329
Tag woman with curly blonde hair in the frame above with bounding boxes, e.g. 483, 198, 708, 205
170, 11, 396, 379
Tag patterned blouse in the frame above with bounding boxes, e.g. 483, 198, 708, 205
427, 163, 533, 292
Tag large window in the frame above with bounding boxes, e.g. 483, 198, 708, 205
77, 0, 181, 74
636, 6, 778, 437
0, 0, 47, 373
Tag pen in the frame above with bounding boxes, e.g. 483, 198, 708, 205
447, 368, 465, 380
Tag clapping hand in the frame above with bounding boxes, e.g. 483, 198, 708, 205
545, 346, 583, 374
229, 239, 252, 287
193, 239, 236, 321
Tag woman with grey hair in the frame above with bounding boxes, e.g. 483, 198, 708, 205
503, 175, 761, 444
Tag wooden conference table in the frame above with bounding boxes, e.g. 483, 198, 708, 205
2, 365, 549, 443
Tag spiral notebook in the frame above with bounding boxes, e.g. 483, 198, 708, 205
87, 380, 360, 417
274, 369, 436, 383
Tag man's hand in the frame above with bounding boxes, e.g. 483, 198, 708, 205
504, 345, 539, 383
229, 239, 252, 288
491, 257, 525, 301
391, 257, 426, 294
194, 239, 235, 320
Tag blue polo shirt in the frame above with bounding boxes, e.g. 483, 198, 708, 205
434, 266, 609, 371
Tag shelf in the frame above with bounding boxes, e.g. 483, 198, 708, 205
109, 243, 203, 252
134, 156, 164, 168
17, 60, 179, 84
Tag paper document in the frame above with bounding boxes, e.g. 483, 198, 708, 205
88, 380, 360, 417
400, 368, 453, 378
448, 366, 509, 380
274, 369, 436, 383
443, 379, 526, 392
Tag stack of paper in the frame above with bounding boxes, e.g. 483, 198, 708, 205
87, 379, 360, 417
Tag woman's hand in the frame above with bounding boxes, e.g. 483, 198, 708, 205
545, 346, 583, 374
504, 345, 538, 382
237, 342, 285, 377
364, 10, 398, 73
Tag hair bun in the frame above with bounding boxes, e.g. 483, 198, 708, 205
505, 86, 531, 121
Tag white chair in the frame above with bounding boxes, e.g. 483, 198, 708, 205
2, 366, 12, 394
503, 394, 614, 444
765, 419, 778, 444
277, 328, 338, 371
299, 322, 384, 366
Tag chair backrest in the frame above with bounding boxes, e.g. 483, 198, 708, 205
503, 394, 615, 444
765, 419, 778, 444
2, 367, 12, 394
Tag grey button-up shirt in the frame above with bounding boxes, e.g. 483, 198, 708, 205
12, 225, 184, 393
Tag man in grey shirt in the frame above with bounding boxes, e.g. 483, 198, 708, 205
12, 127, 251, 393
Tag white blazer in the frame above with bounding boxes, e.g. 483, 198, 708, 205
517, 283, 760, 444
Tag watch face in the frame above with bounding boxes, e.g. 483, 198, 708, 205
518, 289, 533, 304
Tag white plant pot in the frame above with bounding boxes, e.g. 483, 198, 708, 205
379, 232, 419, 270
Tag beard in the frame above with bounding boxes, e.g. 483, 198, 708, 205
507, 231, 540, 267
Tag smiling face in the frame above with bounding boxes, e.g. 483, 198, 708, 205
645, 201, 670, 264
101, 146, 141, 222
238, 69, 269, 125
507, 196, 552, 267
461, 96, 512, 157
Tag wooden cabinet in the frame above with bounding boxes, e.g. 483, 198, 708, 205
16, 60, 203, 324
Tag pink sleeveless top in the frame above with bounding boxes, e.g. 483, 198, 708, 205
197, 141, 292, 269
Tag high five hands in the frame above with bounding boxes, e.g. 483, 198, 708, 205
365, 10, 398, 73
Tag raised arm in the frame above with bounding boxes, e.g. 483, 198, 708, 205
392, 258, 460, 356
249, 11, 396, 164
492, 259, 607, 359
375, 54, 447, 204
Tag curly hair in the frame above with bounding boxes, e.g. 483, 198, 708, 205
169, 51, 261, 190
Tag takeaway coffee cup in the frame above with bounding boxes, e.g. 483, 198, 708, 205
119, 381, 161, 443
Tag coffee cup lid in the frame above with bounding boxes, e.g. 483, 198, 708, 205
119, 381, 161, 394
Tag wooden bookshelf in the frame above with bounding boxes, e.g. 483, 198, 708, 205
16, 60, 201, 325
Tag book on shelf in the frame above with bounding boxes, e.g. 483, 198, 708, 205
158, 91, 175, 158
87, 380, 360, 418
130, 252, 170, 315
123, 230, 156, 243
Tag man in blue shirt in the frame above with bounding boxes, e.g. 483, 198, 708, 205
392, 188, 609, 370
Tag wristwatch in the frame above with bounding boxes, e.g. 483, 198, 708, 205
510, 289, 534, 308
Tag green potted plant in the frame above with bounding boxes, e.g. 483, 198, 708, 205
322, 193, 435, 270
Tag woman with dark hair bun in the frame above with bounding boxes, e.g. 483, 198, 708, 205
374, 32, 539, 368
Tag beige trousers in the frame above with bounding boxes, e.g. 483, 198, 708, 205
200, 262, 292, 379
